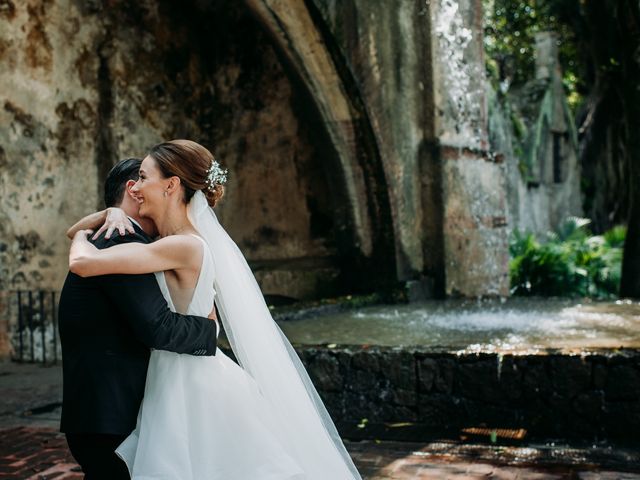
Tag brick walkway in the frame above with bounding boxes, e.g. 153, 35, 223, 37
0, 427, 81, 480
2, 426, 640, 479
348, 440, 640, 479
2, 363, 640, 479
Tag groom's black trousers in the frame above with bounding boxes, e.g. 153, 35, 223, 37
66, 433, 130, 480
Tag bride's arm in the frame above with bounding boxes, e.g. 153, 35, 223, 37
69, 230, 199, 277
66, 208, 134, 239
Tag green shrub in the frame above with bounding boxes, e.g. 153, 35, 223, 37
509, 218, 626, 298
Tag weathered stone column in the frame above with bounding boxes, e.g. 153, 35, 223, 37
243, 0, 399, 292
429, 0, 510, 296
306, 0, 436, 296
0, 1, 102, 297
246, 0, 510, 297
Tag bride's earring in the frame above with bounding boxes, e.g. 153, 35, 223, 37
164, 191, 168, 197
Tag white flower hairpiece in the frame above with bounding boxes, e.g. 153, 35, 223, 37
205, 159, 228, 191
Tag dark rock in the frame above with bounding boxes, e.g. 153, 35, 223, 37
390, 388, 417, 407
418, 393, 462, 428
307, 352, 343, 392
352, 350, 380, 373
344, 391, 383, 422
348, 368, 379, 392
417, 357, 436, 392
433, 358, 455, 394
521, 358, 551, 398
498, 356, 524, 402
605, 364, 640, 401
381, 403, 417, 422
592, 362, 607, 389
379, 350, 415, 390
549, 356, 591, 398
603, 400, 640, 437
334, 350, 353, 371
568, 392, 605, 436
297, 347, 316, 366
545, 392, 573, 436
455, 359, 502, 403
572, 391, 605, 419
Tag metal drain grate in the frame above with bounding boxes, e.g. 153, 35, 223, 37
460, 427, 527, 440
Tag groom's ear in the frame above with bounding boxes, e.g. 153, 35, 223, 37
124, 179, 137, 199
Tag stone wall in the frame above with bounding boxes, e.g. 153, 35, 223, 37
0, 0, 368, 343
310, 0, 434, 284
0, 0, 101, 294
285, 345, 640, 441
314, 0, 511, 297
0, 0, 103, 356
93, 1, 347, 299
2, 0, 522, 358
249, 0, 510, 297
432, 0, 510, 297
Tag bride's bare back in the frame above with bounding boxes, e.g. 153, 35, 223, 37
162, 241, 204, 313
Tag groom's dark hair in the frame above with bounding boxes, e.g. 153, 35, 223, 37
104, 158, 142, 207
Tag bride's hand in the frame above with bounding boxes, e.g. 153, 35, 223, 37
73, 229, 94, 243
208, 304, 219, 330
92, 207, 135, 240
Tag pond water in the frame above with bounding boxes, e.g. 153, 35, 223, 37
276, 298, 640, 353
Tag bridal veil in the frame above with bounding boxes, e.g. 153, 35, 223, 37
187, 190, 362, 480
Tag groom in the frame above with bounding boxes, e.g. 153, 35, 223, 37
58, 158, 218, 479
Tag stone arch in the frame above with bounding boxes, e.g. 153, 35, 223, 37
243, 0, 397, 292
84, 0, 397, 299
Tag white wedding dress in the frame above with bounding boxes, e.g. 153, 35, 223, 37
115, 235, 307, 479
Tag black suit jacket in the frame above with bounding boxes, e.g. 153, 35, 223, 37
58, 224, 217, 435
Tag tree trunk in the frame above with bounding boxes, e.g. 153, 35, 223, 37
578, 0, 640, 297
618, 1, 640, 297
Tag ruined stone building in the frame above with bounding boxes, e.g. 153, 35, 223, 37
0, 1, 580, 359
489, 32, 582, 235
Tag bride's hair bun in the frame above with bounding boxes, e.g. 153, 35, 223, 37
149, 139, 227, 208
204, 183, 225, 208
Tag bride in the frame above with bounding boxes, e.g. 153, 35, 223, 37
68, 139, 362, 479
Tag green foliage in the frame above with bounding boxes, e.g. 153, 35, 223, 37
483, 0, 583, 110
510, 218, 626, 298
603, 226, 626, 249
